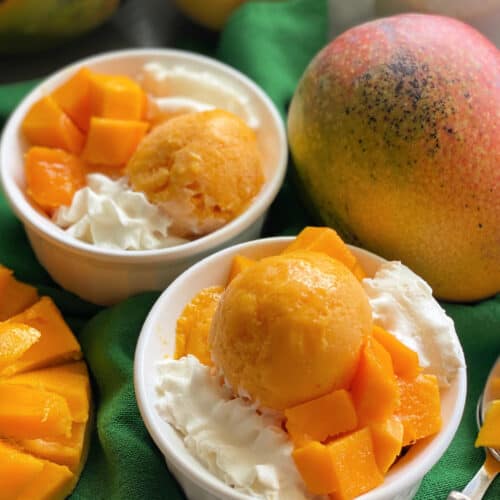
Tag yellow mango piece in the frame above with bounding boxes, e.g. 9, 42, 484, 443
89, 73, 146, 121
0, 322, 40, 370
175, 286, 224, 365
369, 415, 404, 473
0, 440, 44, 498
82, 117, 149, 167
19, 421, 88, 472
327, 428, 384, 500
8, 361, 90, 423
283, 227, 366, 280
17, 460, 75, 500
285, 389, 357, 443
2, 297, 82, 376
396, 374, 442, 446
52, 67, 93, 132
351, 336, 399, 425
292, 441, 338, 495
0, 383, 72, 440
0, 265, 39, 321
475, 400, 500, 449
372, 325, 421, 380
227, 255, 255, 284
21, 95, 85, 154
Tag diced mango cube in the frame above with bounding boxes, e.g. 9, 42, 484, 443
82, 117, 149, 166
0, 322, 40, 371
475, 400, 500, 449
0, 265, 39, 321
285, 389, 357, 443
396, 374, 442, 446
89, 73, 146, 121
372, 325, 421, 380
0, 383, 72, 440
2, 297, 82, 376
52, 67, 93, 132
227, 255, 255, 284
350, 336, 399, 425
369, 415, 404, 473
175, 286, 224, 365
21, 96, 85, 154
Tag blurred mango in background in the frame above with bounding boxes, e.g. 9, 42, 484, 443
0, 0, 120, 53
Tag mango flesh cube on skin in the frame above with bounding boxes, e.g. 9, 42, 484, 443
89, 73, 146, 121
369, 415, 404, 473
0, 440, 45, 498
0, 383, 72, 440
227, 255, 255, 284
372, 325, 421, 380
475, 400, 500, 449
283, 227, 366, 280
285, 389, 358, 443
396, 374, 442, 446
0, 322, 41, 370
52, 67, 93, 132
16, 460, 75, 500
8, 361, 90, 423
21, 95, 85, 154
292, 441, 338, 495
0, 266, 39, 321
350, 336, 399, 426
2, 296, 82, 376
19, 421, 88, 472
82, 117, 149, 167
175, 286, 224, 365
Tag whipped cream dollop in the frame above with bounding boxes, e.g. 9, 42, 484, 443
53, 174, 187, 250
156, 355, 314, 500
362, 261, 465, 387
139, 62, 260, 129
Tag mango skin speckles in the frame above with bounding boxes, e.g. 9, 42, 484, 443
288, 14, 500, 302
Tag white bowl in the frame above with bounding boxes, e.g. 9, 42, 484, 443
0, 49, 287, 305
134, 237, 467, 500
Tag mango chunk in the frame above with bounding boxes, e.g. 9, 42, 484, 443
369, 415, 404, 473
8, 361, 90, 423
283, 227, 366, 280
285, 389, 357, 444
52, 67, 93, 132
0, 266, 39, 321
89, 73, 146, 121
396, 374, 442, 446
82, 117, 149, 167
0, 440, 45, 498
292, 441, 338, 495
17, 460, 75, 500
0, 383, 72, 440
175, 286, 224, 365
2, 297, 82, 376
0, 322, 40, 371
475, 400, 500, 449
19, 421, 88, 472
22, 95, 85, 154
227, 255, 255, 284
372, 325, 421, 380
351, 336, 399, 425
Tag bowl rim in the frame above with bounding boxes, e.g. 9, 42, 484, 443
134, 236, 467, 500
0, 47, 287, 264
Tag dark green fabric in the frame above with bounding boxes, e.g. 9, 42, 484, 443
0, 1, 498, 499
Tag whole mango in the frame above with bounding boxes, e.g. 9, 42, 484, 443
288, 14, 500, 302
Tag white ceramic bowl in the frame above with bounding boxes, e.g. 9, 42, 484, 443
134, 237, 467, 500
0, 49, 287, 305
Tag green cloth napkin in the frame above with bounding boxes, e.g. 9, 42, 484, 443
0, 1, 499, 499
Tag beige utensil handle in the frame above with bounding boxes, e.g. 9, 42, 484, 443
447, 462, 498, 500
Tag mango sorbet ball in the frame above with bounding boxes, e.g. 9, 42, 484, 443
126, 109, 264, 238
209, 251, 373, 410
